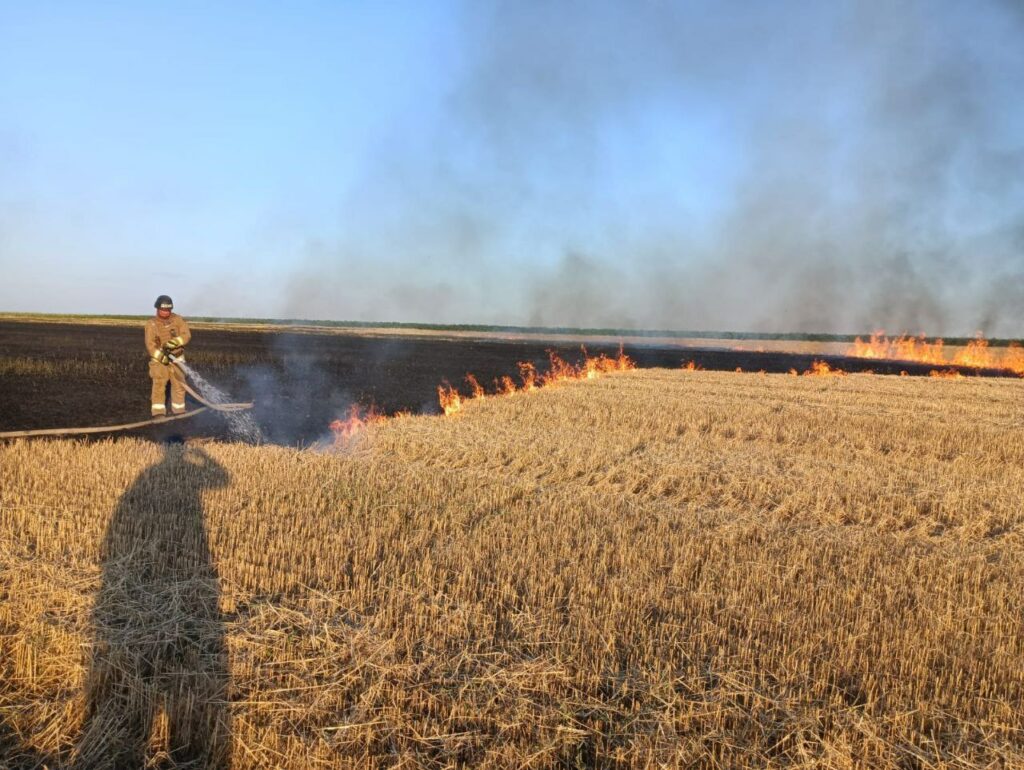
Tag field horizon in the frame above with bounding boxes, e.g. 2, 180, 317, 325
3, 311, 1021, 349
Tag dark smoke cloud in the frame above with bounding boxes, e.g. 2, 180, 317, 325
281, 0, 1024, 336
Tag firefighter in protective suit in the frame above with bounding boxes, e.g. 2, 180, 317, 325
145, 295, 192, 417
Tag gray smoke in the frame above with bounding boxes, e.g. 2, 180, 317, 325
279, 0, 1024, 336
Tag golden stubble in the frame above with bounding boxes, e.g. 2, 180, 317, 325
1, 369, 1022, 768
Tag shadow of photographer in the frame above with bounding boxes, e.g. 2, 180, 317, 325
77, 442, 231, 768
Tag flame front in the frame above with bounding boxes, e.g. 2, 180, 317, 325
849, 333, 947, 365
329, 404, 388, 446
438, 345, 636, 415
328, 331, 1018, 443
848, 332, 1024, 375
803, 360, 847, 377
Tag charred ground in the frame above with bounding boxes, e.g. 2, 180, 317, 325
0, 319, 1011, 445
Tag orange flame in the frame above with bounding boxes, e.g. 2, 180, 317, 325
848, 332, 1024, 375
929, 369, 965, 380
681, 360, 704, 371
465, 373, 485, 399
438, 346, 636, 416
1003, 344, 1024, 374
438, 382, 462, 416
494, 375, 517, 395
803, 360, 847, 377
541, 351, 578, 386
952, 337, 996, 369
518, 362, 538, 392
329, 404, 388, 445
332, 346, 639, 435
610, 344, 636, 372
849, 332, 946, 365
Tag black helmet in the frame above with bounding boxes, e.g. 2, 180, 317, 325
154, 295, 173, 310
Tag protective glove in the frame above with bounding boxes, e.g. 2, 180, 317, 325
162, 337, 185, 357
152, 349, 171, 365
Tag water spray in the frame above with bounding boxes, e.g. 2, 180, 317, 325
168, 356, 262, 441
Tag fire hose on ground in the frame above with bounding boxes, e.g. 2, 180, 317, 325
0, 359, 254, 439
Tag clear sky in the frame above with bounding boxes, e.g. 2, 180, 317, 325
2, 1, 1022, 334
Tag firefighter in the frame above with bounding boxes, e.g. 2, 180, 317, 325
145, 295, 191, 417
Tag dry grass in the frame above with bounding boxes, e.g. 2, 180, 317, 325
0, 355, 128, 378
0, 352, 270, 379
2, 369, 1023, 768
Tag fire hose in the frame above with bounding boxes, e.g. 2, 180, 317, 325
0, 359, 254, 439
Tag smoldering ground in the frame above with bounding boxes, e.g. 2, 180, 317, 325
277, 0, 1024, 337
235, 334, 431, 445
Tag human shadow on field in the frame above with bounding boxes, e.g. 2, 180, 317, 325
76, 443, 231, 769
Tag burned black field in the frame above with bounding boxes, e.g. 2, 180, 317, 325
0, 319, 996, 445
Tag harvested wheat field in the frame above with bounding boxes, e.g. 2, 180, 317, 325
2, 369, 1023, 768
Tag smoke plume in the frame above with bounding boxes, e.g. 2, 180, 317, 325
280, 0, 1024, 336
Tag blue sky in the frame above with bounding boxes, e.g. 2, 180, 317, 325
1, 3, 461, 305
2, 1, 1022, 334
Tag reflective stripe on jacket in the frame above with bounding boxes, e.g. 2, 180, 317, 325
144, 313, 192, 358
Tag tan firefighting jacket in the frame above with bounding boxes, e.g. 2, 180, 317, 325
144, 313, 192, 359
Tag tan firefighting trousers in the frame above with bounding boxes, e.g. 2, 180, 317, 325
150, 360, 187, 415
